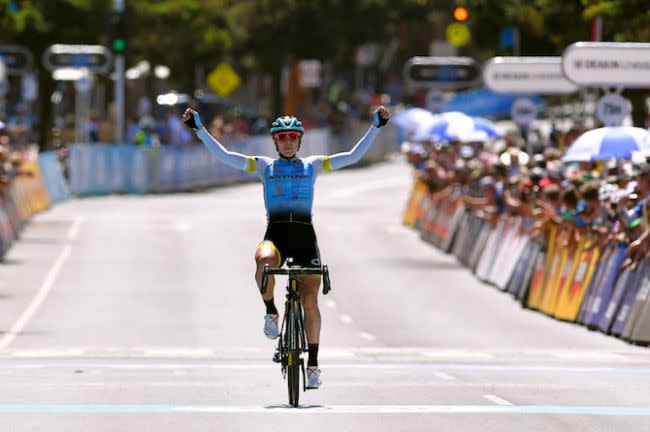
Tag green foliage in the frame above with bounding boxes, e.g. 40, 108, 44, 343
0, 0, 648, 95
582, 0, 650, 41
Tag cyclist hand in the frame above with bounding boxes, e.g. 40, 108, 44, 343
182, 108, 203, 130
373, 105, 390, 128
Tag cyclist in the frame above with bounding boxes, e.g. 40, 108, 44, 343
182, 106, 390, 389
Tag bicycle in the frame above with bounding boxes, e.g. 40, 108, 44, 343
260, 258, 331, 407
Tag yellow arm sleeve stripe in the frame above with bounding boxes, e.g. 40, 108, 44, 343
323, 156, 333, 172
246, 157, 256, 173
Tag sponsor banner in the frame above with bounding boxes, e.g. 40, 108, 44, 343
483, 56, 578, 94
562, 42, 650, 88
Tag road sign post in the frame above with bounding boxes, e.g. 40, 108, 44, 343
0, 59, 6, 120
562, 42, 650, 126
596, 93, 629, 126
43, 44, 111, 144
511, 97, 537, 155
74, 70, 94, 144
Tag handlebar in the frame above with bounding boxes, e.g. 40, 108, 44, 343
260, 263, 331, 296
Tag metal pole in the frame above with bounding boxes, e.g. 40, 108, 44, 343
113, 0, 125, 143
0, 59, 6, 122
513, 27, 520, 56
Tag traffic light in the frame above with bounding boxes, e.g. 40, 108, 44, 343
453, 6, 469, 22
107, 11, 128, 54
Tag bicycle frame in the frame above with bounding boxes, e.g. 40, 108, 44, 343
260, 259, 331, 406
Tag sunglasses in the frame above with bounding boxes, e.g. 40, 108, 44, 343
275, 131, 301, 142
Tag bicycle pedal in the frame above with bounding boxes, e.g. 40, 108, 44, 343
272, 352, 282, 363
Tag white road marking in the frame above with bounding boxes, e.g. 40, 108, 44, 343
483, 394, 514, 406
3, 404, 650, 415
0, 244, 72, 350
1, 347, 648, 363
359, 332, 376, 341
434, 372, 455, 381
66, 216, 84, 240
325, 299, 337, 309
339, 314, 353, 324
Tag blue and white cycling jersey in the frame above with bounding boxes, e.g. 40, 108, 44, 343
195, 125, 381, 223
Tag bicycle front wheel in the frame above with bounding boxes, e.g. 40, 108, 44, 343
287, 349, 300, 407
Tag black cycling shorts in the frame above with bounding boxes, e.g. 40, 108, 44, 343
261, 222, 321, 268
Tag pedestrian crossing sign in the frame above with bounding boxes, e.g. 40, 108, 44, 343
207, 62, 241, 97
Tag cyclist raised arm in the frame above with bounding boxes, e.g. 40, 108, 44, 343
183, 105, 390, 389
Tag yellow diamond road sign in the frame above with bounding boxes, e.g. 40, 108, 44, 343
446, 23, 470, 48
207, 62, 241, 97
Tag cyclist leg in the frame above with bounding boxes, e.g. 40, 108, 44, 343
301, 275, 323, 388
255, 240, 281, 300
300, 275, 321, 343
256, 240, 282, 340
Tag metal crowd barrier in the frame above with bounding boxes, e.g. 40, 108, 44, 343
403, 179, 650, 346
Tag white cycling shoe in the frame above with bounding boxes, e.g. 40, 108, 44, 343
306, 366, 322, 389
264, 314, 279, 340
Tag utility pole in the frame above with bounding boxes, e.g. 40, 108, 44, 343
113, 0, 126, 143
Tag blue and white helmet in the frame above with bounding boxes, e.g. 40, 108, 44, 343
270, 115, 304, 136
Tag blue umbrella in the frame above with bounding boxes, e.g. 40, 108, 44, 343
428, 111, 502, 142
562, 127, 650, 162
393, 108, 436, 129
393, 108, 439, 141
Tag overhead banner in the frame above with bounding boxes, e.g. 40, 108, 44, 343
42, 44, 112, 74
403, 56, 479, 90
562, 42, 650, 88
0, 45, 34, 75
483, 56, 578, 94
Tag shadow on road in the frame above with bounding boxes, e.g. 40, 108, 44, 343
265, 404, 325, 410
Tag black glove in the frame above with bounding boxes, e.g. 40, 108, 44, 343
184, 111, 203, 130
373, 110, 389, 128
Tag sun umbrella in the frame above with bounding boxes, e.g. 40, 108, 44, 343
393, 108, 436, 129
428, 111, 502, 142
561, 126, 650, 162
393, 108, 439, 141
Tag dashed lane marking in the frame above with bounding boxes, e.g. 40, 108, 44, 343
66, 216, 84, 240
339, 315, 353, 324
483, 394, 514, 406
434, 372, 455, 381
0, 244, 72, 350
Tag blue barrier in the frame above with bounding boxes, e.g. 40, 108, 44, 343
67, 125, 393, 195
38, 151, 70, 203
70, 144, 148, 195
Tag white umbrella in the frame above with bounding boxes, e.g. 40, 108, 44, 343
562, 126, 650, 162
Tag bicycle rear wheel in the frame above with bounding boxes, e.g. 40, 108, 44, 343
287, 349, 300, 407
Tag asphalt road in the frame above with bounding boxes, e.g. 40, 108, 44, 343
1, 155, 650, 431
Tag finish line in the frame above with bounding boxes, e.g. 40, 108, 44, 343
0, 404, 650, 415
